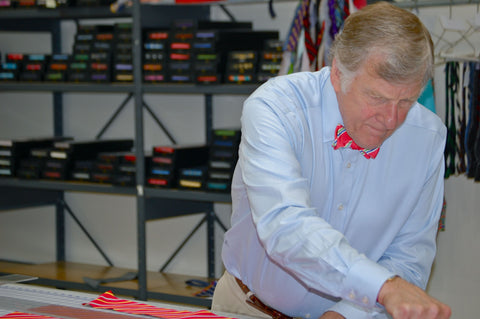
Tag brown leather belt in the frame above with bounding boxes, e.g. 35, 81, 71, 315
235, 277, 293, 319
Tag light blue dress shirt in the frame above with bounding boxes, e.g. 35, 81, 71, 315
221, 67, 446, 319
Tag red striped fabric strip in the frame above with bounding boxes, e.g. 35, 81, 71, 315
0, 312, 61, 319
85, 291, 237, 319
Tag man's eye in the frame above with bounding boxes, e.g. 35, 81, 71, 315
370, 96, 386, 105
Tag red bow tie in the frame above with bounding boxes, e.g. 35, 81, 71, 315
332, 125, 380, 159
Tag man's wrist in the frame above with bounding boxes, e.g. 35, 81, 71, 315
377, 275, 400, 305
320, 311, 345, 319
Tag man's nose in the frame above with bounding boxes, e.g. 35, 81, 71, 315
383, 103, 399, 130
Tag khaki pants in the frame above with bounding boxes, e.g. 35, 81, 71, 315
212, 271, 271, 319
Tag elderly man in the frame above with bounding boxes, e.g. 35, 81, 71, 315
212, 2, 451, 319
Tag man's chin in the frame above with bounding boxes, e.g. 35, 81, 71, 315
358, 139, 383, 150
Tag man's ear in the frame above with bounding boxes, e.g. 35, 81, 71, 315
330, 58, 342, 93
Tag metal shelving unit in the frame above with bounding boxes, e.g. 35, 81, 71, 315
0, 6, 132, 19
0, 178, 137, 195
0, 1, 252, 306
0, 82, 257, 94
0, 82, 136, 92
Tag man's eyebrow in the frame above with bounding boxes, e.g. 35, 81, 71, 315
364, 87, 419, 102
363, 88, 386, 99
401, 95, 421, 103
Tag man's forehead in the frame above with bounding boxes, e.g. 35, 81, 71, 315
358, 70, 423, 101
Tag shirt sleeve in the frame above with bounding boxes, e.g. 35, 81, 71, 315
239, 90, 394, 310
329, 300, 392, 319
377, 129, 446, 289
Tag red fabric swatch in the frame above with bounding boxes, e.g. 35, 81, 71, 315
86, 291, 236, 319
0, 312, 61, 319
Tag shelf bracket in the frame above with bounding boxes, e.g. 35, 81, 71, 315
157, 210, 227, 279
95, 93, 134, 139
58, 199, 114, 267
159, 215, 207, 273
142, 99, 177, 144
219, 4, 237, 22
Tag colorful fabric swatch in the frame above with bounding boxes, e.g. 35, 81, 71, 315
194, 281, 217, 298
0, 312, 61, 319
29, 305, 140, 319
85, 291, 236, 319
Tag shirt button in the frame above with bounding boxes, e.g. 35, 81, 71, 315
305, 314, 311, 318
346, 162, 351, 168
362, 296, 369, 305
338, 204, 344, 211
348, 290, 356, 300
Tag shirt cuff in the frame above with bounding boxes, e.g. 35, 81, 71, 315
342, 258, 395, 309
329, 300, 391, 319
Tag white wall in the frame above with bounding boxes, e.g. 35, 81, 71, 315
1, 2, 479, 318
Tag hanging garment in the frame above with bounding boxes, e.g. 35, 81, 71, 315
418, 78, 437, 113
444, 61, 459, 178
456, 63, 468, 174
465, 62, 480, 180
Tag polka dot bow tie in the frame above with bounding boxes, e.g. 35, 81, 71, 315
332, 124, 380, 159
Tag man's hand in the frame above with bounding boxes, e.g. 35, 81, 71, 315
377, 276, 451, 319
319, 311, 345, 319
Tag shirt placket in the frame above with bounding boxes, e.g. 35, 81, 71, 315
330, 149, 358, 232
